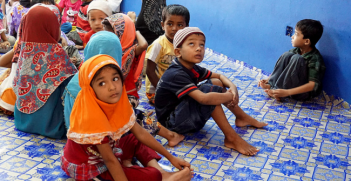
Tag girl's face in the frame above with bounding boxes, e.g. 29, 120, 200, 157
91, 67, 123, 104
88, 10, 107, 33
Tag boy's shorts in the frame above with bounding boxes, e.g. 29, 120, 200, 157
165, 79, 223, 134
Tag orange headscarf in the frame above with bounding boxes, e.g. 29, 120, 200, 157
67, 55, 135, 144
106, 13, 146, 99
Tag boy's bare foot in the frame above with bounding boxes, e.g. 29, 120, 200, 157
167, 131, 185, 147
235, 114, 268, 128
162, 167, 192, 181
224, 136, 259, 156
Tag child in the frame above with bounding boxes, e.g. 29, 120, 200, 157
61, 54, 192, 181
13, 6, 77, 139
145, 4, 189, 104
258, 19, 325, 101
58, 0, 82, 26
73, 0, 93, 48
155, 27, 269, 156
64, 31, 185, 147
83, 0, 111, 47
8, 2, 29, 37
102, 13, 148, 108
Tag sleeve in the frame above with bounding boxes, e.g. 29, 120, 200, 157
197, 65, 212, 82
58, 0, 65, 9
145, 41, 162, 63
170, 73, 198, 99
307, 56, 324, 83
307, 56, 325, 93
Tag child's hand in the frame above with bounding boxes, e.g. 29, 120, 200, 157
0, 41, 10, 49
127, 11, 136, 23
169, 156, 191, 170
61, 37, 68, 47
228, 87, 239, 107
271, 89, 289, 98
258, 79, 268, 87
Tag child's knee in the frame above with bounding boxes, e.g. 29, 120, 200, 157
210, 78, 224, 87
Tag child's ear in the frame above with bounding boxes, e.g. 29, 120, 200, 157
304, 38, 311, 46
161, 21, 165, 31
174, 48, 181, 58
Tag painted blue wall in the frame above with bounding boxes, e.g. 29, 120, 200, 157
122, 0, 351, 103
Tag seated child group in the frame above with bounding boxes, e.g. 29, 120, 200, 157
0, 0, 325, 180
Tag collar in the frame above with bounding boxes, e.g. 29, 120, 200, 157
293, 47, 317, 59
174, 58, 199, 78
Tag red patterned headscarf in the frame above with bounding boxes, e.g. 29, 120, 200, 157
12, 6, 77, 114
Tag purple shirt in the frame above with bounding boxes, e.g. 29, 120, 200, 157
9, 4, 29, 36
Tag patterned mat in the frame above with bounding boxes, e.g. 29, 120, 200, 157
0, 48, 350, 181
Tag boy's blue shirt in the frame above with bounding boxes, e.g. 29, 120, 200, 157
289, 47, 325, 97
154, 58, 212, 123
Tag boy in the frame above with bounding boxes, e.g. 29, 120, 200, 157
155, 27, 268, 156
83, 0, 112, 47
145, 4, 189, 104
258, 19, 325, 101
73, 0, 93, 48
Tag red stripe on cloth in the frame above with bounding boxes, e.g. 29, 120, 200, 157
177, 86, 197, 98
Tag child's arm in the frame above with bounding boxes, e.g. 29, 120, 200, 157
269, 81, 315, 98
135, 31, 148, 56
146, 60, 159, 87
210, 72, 239, 105
0, 49, 14, 68
131, 123, 191, 170
96, 143, 128, 181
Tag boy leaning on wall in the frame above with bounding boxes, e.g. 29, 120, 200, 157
258, 19, 325, 101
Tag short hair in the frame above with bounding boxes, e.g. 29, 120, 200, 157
30, 0, 55, 6
91, 64, 124, 86
296, 19, 323, 47
162, 4, 190, 26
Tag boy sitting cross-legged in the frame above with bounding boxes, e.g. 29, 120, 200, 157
258, 19, 325, 101
155, 27, 268, 156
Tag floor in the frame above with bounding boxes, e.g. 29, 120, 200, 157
0, 48, 350, 180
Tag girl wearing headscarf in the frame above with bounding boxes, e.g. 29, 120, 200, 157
102, 13, 148, 108
63, 31, 184, 147
12, 6, 77, 138
0, 3, 79, 116
61, 54, 192, 181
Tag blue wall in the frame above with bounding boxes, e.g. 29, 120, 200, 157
122, 0, 351, 103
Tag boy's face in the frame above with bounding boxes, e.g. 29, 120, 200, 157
161, 14, 187, 41
91, 67, 123, 104
291, 28, 309, 48
176, 34, 205, 64
88, 10, 107, 33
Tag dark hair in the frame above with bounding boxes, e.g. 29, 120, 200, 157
162, 4, 190, 26
102, 19, 114, 32
296, 19, 323, 47
91, 64, 124, 86
30, 0, 55, 6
